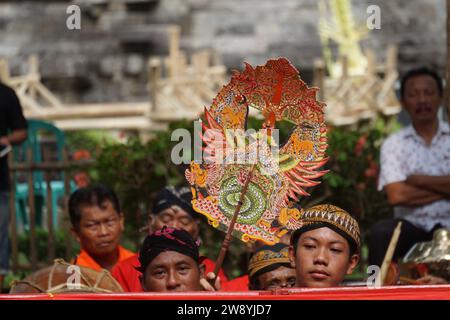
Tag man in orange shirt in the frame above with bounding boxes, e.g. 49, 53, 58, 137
69, 184, 134, 272
112, 186, 228, 292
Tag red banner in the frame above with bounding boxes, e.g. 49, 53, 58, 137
1, 285, 449, 300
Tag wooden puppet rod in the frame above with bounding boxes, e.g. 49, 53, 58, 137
376, 221, 402, 286
210, 164, 257, 286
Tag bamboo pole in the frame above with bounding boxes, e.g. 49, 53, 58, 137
376, 222, 402, 286
313, 59, 326, 101
0, 58, 10, 82
26, 148, 37, 270
385, 45, 398, 74
45, 172, 55, 263
148, 58, 161, 113
167, 25, 181, 78
28, 55, 38, 102
8, 153, 18, 273
62, 148, 72, 261
210, 164, 257, 286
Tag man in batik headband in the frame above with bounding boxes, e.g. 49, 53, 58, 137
137, 226, 203, 292
248, 243, 296, 290
289, 204, 360, 288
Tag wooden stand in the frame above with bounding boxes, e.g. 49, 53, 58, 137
2, 25, 227, 134
314, 45, 400, 126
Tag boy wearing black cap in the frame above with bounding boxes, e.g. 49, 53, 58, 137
289, 204, 360, 288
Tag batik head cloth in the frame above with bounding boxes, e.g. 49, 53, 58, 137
291, 204, 360, 253
248, 243, 292, 279
137, 226, 200, 274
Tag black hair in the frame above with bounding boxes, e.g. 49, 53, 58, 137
151, 186, 198, 218
68, 184, 121, 229
249, 274, 260, 290
400, 66, 443, 100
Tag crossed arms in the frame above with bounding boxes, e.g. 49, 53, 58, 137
385, 175, 450, 207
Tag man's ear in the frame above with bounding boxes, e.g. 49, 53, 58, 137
199, 263, 206, 278
346, 254, 360, 275
193, 219, 201, 240
147, 215, 155, 235
139, 275, 146, 291
70, 227, 81, 244
288, 245, 296, 268
438, 95, 444, 111
119, 212, 125, 232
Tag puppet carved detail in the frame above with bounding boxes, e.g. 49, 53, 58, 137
185, 58, 328, 244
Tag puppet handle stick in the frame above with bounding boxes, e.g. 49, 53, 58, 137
376, 221, 402, 286
209, 164, 257, 287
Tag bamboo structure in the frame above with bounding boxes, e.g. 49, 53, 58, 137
316, 0, 400, 126
1, 55, 63, 114
318, 0, 368, 78
150, 25, 227, 121
1, 25, 227, 134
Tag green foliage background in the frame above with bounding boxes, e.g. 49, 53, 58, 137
63, 116, 400, 278
8, 115, 400, 284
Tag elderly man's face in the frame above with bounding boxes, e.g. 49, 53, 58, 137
73, 200, 124, 258
256, 266, 296, 290
151, 206, 199, 240
142, 251, 202, 292
289, 227, 359, 288
402, 74, 442, 125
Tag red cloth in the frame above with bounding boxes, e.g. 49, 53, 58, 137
74, 246, 135, 272
111, 254, 141, 292
199, 256, 228, 283
111, 254, 228, 292
5, 285, 450, 300
221, 275, 249, 292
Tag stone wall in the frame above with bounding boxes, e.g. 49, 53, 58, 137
0, 0, 446, 103
183, 0, 446, 74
